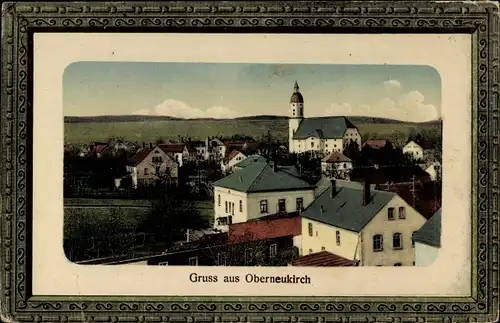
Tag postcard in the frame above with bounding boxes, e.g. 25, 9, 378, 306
30, 32, 472, 297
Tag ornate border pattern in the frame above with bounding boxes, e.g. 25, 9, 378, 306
1, 1, 499, 322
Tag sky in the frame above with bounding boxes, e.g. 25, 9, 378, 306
63, 62, 442, 122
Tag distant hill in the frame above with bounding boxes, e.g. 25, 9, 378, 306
64, 114, 442, 125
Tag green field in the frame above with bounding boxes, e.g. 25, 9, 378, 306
64, 198, 214, 239
65, 119, 441, 146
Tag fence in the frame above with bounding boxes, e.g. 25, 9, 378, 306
64, 232, 154, 263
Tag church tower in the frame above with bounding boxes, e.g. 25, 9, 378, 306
289, 81, 304, 153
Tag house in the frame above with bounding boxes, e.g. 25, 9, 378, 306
413, 208, 441, 266
187, 139, 209, 160
212, 161, 315, 231
422, 161, 442, 181
321, 151, 353, 179
158, 144, 190, 167
127, 145, 179, 188
300, 179, 427, 266
289, 251, 359, 267
288, 81, 362, 155
233, 155, 267, 171
208, 138, 226, 163
221, 150, 246, 174
349, 165, 431, 185
402, 135, 436, 161
227, 215, 302, 265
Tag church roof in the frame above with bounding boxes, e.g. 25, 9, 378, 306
290, 80, 304, 103
293, 116, 356, 140
290, 92, 304, 103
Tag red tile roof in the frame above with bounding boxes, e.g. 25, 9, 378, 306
322, 151, 352, 163
363, 139, 390, 149
223, 150, 245, 163
92, 144, 109, 154
129, 147, 153, 166
158, 144, 185, 153
289, 251, 359, 267
228, 216, 301, 244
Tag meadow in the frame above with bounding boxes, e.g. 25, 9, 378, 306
65, 118, 442, 146
64, 198, 214, 240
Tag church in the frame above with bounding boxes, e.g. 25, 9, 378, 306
288, 81, 362, 155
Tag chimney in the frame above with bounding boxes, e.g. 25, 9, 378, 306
142, 142, 146, 148
362, 181, 371, 206
149, 143, 153, 149
330, 179, 336, 198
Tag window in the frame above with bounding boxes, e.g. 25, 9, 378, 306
231, 202, 235, 215
388, 207, 395, 220
269, 244, 277, 258
394, 263, 402, 266
308, 223, 313, 237
239, 200, 243, 212
159, 262, 168, 266
321, 246, 326, 251
296, 198, 304, 212
292, 109, 295, 114
217, 194, 221, 206
144, 168, 149, 175
412, 231, 416, 248
398, 207, 406, 219
311, 142, 314, 148
260, 200, 268, 213
393, 233, 403, 250
217, 253, 227, 266
326, 144, 328, 148
152, 156, 163, 163
228, 215, 232, 225
225, 201, 228, 213
278, 199, 286, 212
373, 234, 383, 251
336, 230, 341, 245
189, 257, 198, 266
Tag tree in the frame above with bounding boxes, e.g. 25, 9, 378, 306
139, 194, 209, 246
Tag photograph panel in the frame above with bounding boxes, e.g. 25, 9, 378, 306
62, 62, 443, 268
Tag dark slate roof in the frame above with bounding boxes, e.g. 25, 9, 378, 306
314, 178, 376, 197
413, 208, 441, 247
213, 161, 314, 193
233, 155, 267, 168
290, 92, 304, 103
293, 117, 356, 140
301, 184, 395, 232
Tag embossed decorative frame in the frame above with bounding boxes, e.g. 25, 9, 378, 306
1, 1, 499, 322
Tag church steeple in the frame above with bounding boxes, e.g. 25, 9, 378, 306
294, 80, 299, 93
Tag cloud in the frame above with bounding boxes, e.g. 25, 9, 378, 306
137, 99, 239, 119
326, 90, 439, 122
383, 79, 401, 92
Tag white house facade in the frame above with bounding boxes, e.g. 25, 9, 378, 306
288, 81, 362, 155
212, 161, 315, 232
321, 152, 353, 178
413, 209, 441, 266
300, 180, 427, 266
